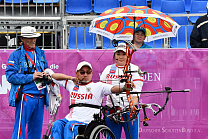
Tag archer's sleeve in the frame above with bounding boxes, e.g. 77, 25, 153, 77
52, 79, 73, 92
190, 23, 201, 48
99, 82, 113, 96
132, 77, 144, 92
46, 68, 74, 92
131, 65, 144, 92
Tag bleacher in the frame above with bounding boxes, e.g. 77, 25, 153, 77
0, 0, 206, 49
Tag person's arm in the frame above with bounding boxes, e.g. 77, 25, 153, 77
190, 23, 201, 48
52, 73, 78, 84
131, 65, 144, 104
132, 96, 138, 104
52, 73, 73, 80
110, 85, 123, 93
131, 80, 143, 105
110, 83, 133, 93
111, 84, 138, 105
44, 69, 78, 86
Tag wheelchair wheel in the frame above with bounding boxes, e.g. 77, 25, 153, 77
89, 125, 115, 139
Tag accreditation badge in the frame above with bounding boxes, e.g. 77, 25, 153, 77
34, 80, 46, 90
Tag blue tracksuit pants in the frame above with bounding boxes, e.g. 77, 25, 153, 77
51, 118, 87, 139
12, 94, 45, 139
106, 112, 140, 139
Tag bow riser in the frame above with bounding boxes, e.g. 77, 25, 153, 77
123, 42, 138, 118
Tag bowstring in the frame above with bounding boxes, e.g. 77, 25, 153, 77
92, 40, 112, 68
91, 17, 125, 69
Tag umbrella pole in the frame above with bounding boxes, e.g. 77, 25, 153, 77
132, 16, 136, 44
133, 16, 135, 29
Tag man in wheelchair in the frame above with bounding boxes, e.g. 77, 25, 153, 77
47, 61, 132, 139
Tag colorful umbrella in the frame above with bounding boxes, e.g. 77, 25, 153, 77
89, 5, 180, 42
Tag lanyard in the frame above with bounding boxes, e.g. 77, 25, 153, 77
25, 51, 37, 72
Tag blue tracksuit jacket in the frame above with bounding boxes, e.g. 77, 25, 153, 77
5, 45, 49, 107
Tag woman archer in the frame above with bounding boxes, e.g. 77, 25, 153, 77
100, 42, 144, 139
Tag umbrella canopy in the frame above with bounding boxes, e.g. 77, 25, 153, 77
89, 5, 180, 42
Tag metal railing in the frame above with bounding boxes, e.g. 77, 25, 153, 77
0, 0, 62, 17
0, 19, 62, 49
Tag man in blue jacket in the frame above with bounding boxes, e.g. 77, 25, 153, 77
5, 26, 49, 139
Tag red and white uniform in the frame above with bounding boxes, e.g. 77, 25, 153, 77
52, 79, 113, 124
100, 63, 144, 108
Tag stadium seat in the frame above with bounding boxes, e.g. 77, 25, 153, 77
170, 26, 185, 48
102, 36, 113, 49
68, 27, 84, 49
5, 0, 30, 3
121, 0, 147, 6
94, 0, 119, 14
171, 16, 189, 25
85, 27, 96, 49
68, 27, 95, 49
151, 0, 162, 11
161, 0, 186, 14
33, 0, 59, 3
146, 39, 164, 48
189, 1, 207, 24
161, 0, 188, 26
185, 0, 191, 12
66, 0, 92, 14
170, 25, 193, 48
156, 0, 190, 12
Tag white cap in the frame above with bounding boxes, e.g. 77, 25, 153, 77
114, 43, 126, 53
76, 61, 92, 71
20, 26, 41, 38
207, 2, 208, 9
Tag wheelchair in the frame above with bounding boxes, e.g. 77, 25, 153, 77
68, 102, 140, 139
43, 102, 118, 139
69, 103, 116, 139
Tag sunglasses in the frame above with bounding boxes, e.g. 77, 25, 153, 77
79, 70, 92, 75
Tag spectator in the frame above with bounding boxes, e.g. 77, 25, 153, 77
190, 2, 208, 48
133, 26, 152, 49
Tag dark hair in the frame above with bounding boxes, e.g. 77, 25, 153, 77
132, 30, 146, 44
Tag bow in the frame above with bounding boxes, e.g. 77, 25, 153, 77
130, 87, 190, 126
139, 87, 173, 126
120, 40, 138, 119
